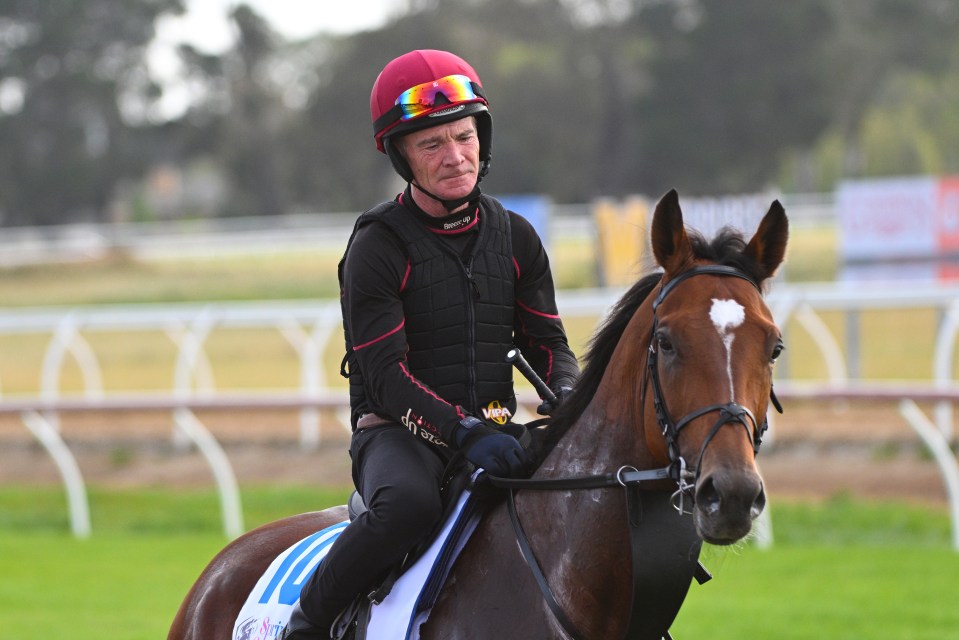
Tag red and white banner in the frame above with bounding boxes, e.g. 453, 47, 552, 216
838, 175, 959, 281
838, 176, 939, 262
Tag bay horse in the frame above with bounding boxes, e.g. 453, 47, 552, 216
169, 189, 788, 640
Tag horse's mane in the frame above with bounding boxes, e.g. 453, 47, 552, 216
530, 226, 767, 464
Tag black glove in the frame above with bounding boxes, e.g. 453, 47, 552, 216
537, 385, 573, 416
453, 416, 531, 477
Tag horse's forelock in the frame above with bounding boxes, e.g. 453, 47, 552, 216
687, 226, 768, 288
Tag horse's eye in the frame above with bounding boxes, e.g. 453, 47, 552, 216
656, 333, 674, 353
771, 341, 785, 362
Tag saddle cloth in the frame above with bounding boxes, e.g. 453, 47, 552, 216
232, 488, 482, 640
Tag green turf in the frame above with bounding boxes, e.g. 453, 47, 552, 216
0, 485, 351, 637
673, 545, 959, 639
0, 487, 955, 638
0, 484, 352, 534
0, 532, 224, 638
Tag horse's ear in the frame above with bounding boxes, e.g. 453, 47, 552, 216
744, 200, 789, 281
651, 189, 694, 274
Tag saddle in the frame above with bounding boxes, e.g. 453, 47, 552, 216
334, 467, 479, 638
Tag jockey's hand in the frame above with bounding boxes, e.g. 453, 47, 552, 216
454, 417, 530, 477
537, 385, 573, 416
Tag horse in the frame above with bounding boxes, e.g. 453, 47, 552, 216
168, 189, 788, 640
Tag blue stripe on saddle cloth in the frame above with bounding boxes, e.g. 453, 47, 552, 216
232, 489, 483, 640
233, 521, 348, 640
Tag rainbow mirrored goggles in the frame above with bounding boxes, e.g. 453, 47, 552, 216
395, 74, 484, 119
374, 74, 487, 135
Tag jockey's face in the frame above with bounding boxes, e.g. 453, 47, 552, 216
399, 116, 480, 216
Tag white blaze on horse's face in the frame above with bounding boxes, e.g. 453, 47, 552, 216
709, 298, 746, 401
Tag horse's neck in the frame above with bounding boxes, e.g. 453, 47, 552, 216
520, 398, 652, 635
539, 391, 657, 478
546, 307, 659, 474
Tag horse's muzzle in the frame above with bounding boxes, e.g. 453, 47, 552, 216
693, 467, 765, 545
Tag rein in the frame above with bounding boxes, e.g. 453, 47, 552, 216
490, 264, 781, 640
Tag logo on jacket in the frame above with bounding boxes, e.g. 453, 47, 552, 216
482, 400, 512, 425
402, 408, 447, 447
443, 214, 472, 231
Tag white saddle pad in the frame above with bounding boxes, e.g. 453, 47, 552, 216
233, 488, 480, 640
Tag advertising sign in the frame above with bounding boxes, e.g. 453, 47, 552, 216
677, 193, 778, 239
837, 176, 938, 262
937, 177, 959, 255
497, 194, 551, 249
594, 198, 647, 286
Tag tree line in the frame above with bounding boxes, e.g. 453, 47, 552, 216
1, 0, 957, 226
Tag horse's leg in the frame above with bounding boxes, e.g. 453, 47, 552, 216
167, 507, 349, 640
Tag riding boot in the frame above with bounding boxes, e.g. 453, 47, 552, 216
280, 601, 330, 640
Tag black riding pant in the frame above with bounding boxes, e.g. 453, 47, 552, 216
299, 423, 453, 631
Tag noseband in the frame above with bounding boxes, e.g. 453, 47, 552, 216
644, 265, 783, 512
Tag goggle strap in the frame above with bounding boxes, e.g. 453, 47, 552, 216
373, 104, 406, 135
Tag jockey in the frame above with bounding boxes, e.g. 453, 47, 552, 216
283, 49, 578, 639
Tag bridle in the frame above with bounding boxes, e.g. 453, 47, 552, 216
645, 264, 783, 513
487, 263, 783, 640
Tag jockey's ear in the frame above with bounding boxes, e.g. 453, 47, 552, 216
651, 189, 695, 276
744, 201, 789, 282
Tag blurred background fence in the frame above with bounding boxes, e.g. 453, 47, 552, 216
2, 194, 959, 544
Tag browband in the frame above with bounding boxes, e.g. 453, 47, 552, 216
652, 265, 760, 311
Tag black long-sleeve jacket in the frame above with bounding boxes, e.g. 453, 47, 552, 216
338, 190, 578, 447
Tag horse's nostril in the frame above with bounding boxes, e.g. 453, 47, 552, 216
697, 477, 721, 515
751, 484, 767, 519
697, 472, 766, 520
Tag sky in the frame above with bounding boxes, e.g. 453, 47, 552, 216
156, 0, 409, 52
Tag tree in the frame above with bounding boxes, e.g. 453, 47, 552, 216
632, 0, 835, 195
215, 6, 291, 217
806, 0, 959, 184
0, 0, 184, 225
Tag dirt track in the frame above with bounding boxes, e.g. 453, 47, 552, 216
0, 399, 951, 507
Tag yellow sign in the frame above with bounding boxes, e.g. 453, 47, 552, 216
594, 198, 648, 286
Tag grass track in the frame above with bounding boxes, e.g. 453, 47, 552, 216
0, 532, 224, 638
1, 487, 956, 639
673, 545, 959, 639
6, 534, 956, 639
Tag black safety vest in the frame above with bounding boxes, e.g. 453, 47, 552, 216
340, 195, 516, 418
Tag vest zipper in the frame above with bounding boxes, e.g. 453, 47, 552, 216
464, 259, 479, 412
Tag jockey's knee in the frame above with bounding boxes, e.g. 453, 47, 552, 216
366, 485, 442, 545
